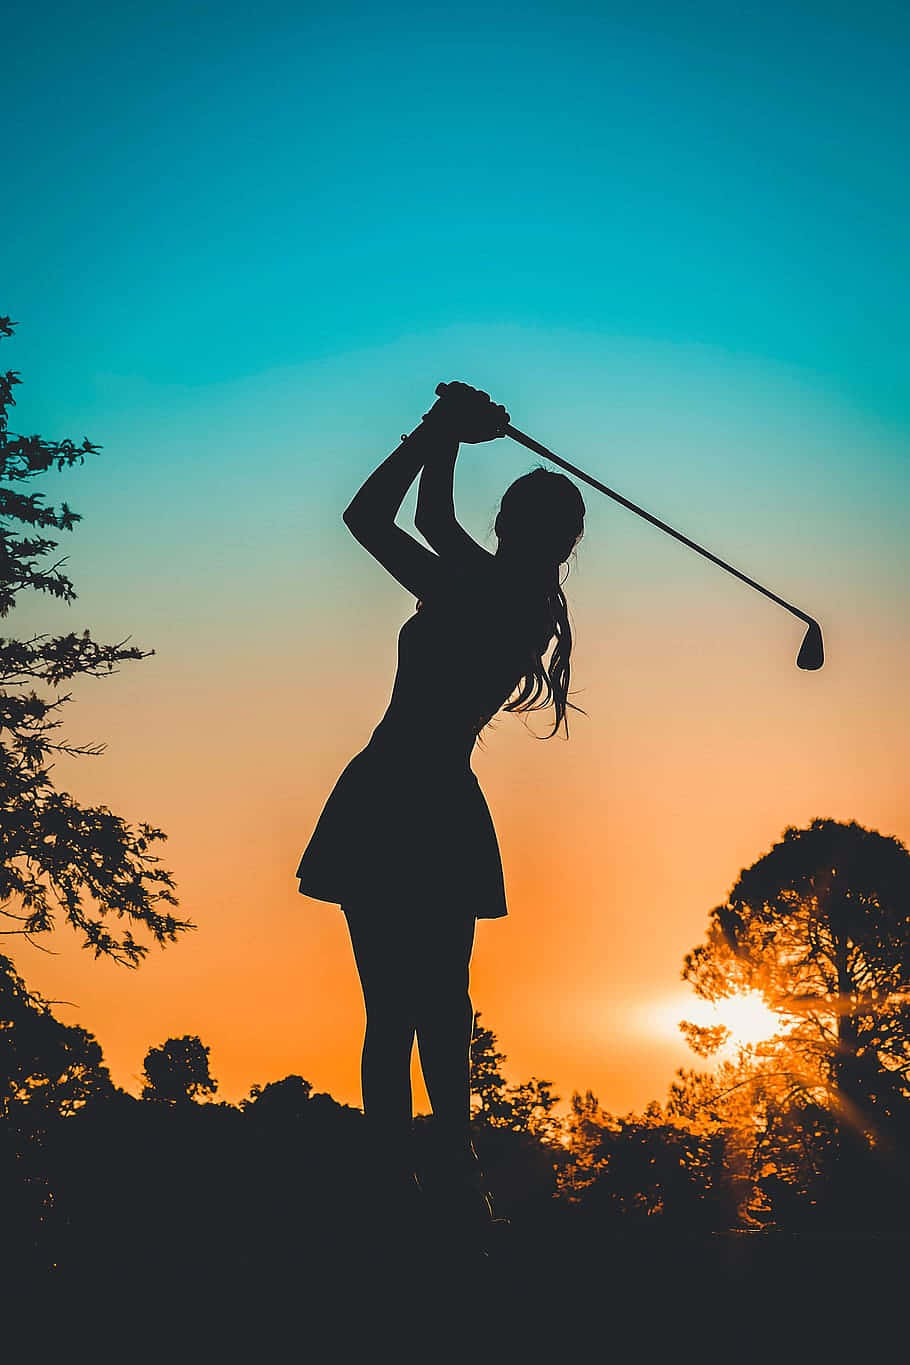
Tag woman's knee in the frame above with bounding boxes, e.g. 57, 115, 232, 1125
363, 998, 417, 1042
416, 982, 473, 1038
419, 952, 472, 1008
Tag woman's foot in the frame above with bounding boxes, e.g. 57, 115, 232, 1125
418, 1141, 504, 1255
355, 1165, 425, 1266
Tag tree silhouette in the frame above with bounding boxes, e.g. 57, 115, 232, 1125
242, 1074, 314, 1120
559, 1089, 738, 1231
684, 819, 910, 1123
1, 952, 114, 1275
678, 818, 910, 1230
470, 1010, 560, 1137
470, 1012, 511, 1123
142, 1034, 217, 1104
463, 1013, 566, 1221
1, 953, 114, 1122
0, 315, 191, 965
666, 1047, 838, 1229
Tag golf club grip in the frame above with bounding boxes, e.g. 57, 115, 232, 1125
432, 383, 816, 634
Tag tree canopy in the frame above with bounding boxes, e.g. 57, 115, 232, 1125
683, 818, 910, 1124
142, 1035, 218, 1105
0, 315, 191, 964
677, 817, 910, 1230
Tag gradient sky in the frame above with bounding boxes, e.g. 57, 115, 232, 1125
6, 0, 909, 1115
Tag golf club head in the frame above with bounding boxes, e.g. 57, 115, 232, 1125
797, 619, 824, 671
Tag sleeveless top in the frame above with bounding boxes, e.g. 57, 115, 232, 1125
296, 559, 553, 917
371, 561, 551, 763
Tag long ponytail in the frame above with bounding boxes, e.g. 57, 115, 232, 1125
503, 566, 579, 737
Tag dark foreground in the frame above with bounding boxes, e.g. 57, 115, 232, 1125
6, 1201, 906, 1359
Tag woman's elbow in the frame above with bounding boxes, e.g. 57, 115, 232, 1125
343, 500, 366, 533
344, 503, 383, 551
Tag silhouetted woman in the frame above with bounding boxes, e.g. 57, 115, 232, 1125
295, 382, 585, 1241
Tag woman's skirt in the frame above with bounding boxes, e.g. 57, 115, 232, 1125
295, 729, 508, 920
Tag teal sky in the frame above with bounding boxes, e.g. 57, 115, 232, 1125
7, 0, 908, 665
7, 0, 909, 626
6, 1, 910, 1110
7, 1, 908, 409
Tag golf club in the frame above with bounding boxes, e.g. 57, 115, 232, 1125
435, 382, 824, 670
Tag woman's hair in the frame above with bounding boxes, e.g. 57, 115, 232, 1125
494, 468, 586, 738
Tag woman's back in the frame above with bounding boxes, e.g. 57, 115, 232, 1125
375, 560, 551, 759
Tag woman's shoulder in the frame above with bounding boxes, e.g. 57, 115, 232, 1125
444, 556, 550, 635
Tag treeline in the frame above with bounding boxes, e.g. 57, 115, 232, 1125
4, 940, 909, 1296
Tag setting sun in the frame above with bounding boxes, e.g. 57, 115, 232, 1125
646, 990, 786, 1053
708, 992, 786, 1049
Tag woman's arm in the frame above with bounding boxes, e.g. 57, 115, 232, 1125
414, 384, 509, 570
343, 423, 443, 599
342, 385, 508, 597
414, 430, 494, 571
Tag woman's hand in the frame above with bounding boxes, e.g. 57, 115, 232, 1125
422, 381, 510, 445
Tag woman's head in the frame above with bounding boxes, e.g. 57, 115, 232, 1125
494, 468, 586, 569
493, 468, 586, 738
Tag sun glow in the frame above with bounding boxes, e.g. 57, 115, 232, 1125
646, 990, 786, 1053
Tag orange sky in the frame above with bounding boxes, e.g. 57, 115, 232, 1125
15, 335, 909, 1117
7, 0, 910, 1125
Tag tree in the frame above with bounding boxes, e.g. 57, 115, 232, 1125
679, 818, 910, 1230
242, 1074, 314, 1121
666, 1048, 836, 1229
465, 1013, 566, 1220
559, 1089, 738, 1231
1, 953, 114, 1123
142, 1035, 217, 1104
684, 819, 910, 1127
469, 1011, 561, 1139
0, 316, 191, 965
469, 1012, 511, 1124
0, 952, 115, 1272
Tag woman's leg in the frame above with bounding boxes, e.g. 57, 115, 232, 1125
413, 912, 477, 1158
343, 903, 418, 1172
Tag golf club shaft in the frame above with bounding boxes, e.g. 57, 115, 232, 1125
503, 422, 814, 630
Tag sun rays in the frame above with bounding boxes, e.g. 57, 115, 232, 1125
646, 989, 788, 1055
